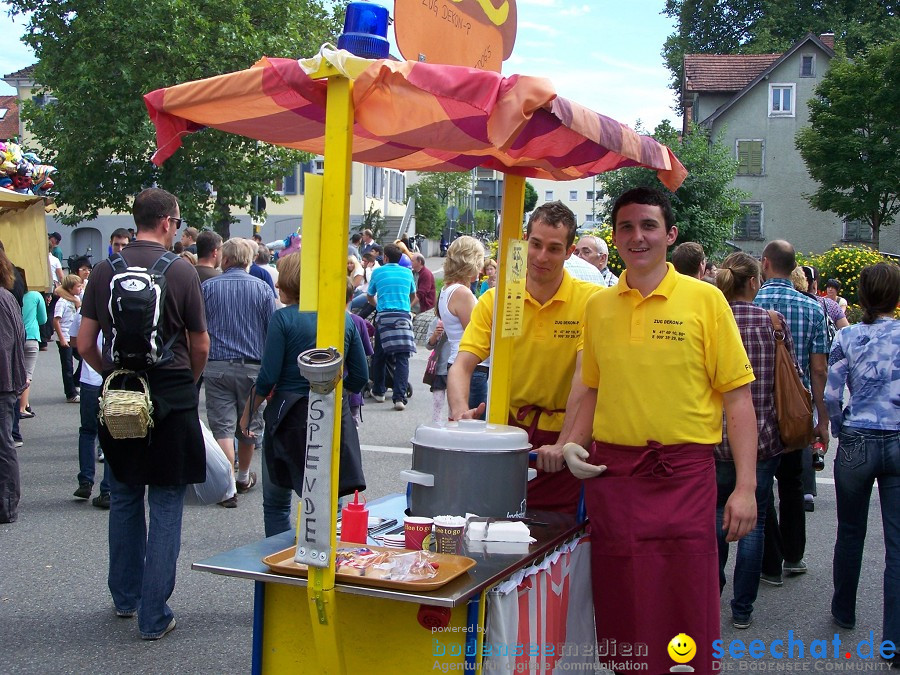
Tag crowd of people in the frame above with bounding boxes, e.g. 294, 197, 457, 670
0, 185, 896, 666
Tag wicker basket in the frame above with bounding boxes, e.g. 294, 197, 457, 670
99, 369, 154, 440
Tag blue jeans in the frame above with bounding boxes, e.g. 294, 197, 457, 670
832, 427, 899, 646
469, 369, 488, 420
57, 343, 77, 399
77, 383, 109, 494
371, 329, 410, 404
262, 452, 292, 538
107, 468, 187, 638
716, 456, 779, 620
11, 398, 21, 443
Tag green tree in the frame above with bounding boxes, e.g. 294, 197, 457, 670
597, 121, 747, 258
407, 187, 444, 239
9, 0, 345, 236
413, 171, 472, 206
360, 202, 387, 241
523, 180, 538, 213
796, 41, 900, 250
662, 0, 900, 111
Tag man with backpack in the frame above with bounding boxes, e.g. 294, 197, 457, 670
78, 188, 209, 641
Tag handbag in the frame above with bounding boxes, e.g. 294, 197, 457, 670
422, 332, 447, 386
766, 311, 815, 451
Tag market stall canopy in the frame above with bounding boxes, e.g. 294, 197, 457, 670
145, 48, 687, 190
0, 190, 53, 292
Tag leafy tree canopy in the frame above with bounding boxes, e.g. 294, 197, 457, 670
523, 180, 538, 213
662, 0, 900, 111
9, 0, 345, 234
413, 171, 472, 206
597, 120, 747, 259
796, 41, 900, 250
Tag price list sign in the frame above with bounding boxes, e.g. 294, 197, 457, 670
502, 239, 526, 338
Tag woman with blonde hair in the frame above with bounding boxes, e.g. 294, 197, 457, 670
347, 254, 365, 289
714, 251, 798, 629
439, 236, 486, 418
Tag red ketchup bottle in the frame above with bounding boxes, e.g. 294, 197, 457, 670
340, 490, 368, 544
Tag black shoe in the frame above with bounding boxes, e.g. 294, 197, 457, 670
73, 483, 92, 500
18, 409, 34, 419
92, 493, 110, 509
218, 495, 238, 508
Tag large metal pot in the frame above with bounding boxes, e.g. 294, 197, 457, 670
401, 420, 533, 519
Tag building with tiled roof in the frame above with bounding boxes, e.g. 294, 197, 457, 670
681, 33, 897, 256
3, 65, 36, 82
0, 96, 20, 140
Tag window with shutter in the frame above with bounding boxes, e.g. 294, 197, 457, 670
737, 140, 764, 176
283, 164, 298, 194
800, 55, 815, 77
735, 203, 763, 239
843, 219, 873, 242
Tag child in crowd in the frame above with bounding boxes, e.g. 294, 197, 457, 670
346, 281, 373, 427
53, 274, 82, 403
478, 259, 497, 297
70, 312, 110, 505
425, 315, 451, 424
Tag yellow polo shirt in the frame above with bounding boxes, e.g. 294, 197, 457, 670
459, 270, 600, 432
582, 264, 754, 445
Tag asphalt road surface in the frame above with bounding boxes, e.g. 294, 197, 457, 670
0, 308, 891, 674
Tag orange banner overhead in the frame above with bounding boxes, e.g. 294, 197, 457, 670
394, 0, 517, 72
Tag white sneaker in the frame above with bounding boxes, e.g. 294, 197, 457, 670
373, 394, 385, 403
393, 401, 406, 411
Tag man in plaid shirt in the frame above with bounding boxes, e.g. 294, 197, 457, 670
754, 240, 829, 583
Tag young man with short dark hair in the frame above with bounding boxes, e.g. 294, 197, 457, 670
563, 186, 758, 674
449, 201, 600, 513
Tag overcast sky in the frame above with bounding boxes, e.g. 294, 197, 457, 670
1, 1, 681, 131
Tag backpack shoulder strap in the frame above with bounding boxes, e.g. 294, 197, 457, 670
107, 253, 128, 272
150, 251, 179, 275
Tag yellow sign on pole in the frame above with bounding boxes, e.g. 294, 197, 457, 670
501, 239, 526, 338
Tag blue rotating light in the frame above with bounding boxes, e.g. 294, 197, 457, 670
337, 2, 390, 59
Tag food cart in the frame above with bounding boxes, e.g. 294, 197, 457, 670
144, 19, 686, 672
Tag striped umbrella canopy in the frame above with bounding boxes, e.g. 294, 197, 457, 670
145, 48, 687, 190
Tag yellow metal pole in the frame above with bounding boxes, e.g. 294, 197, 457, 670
299, 173, 324, 311
486, 174, 525, 425
303, 71, 354, 675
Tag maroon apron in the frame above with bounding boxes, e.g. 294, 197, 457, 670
586, 440, 720, 674
508, 406, 582, 515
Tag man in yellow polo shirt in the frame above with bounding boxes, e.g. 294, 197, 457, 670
563, 186, 758, 674
448, 201, 599, 513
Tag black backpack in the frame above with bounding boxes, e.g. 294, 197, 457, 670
107, 251, 179, 372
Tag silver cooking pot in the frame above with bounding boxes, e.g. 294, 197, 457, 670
401, 420, 534, 519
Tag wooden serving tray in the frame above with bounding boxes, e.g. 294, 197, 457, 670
263, 545, 476, 591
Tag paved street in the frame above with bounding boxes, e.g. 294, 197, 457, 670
0, 311, 891, 673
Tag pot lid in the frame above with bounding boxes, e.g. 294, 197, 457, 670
412, 420, 531, 452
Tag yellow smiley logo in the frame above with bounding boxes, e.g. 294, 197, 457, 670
667, 633, 697, 664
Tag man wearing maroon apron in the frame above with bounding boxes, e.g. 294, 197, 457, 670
448, 201, 600, 514
563, 187, 759, 674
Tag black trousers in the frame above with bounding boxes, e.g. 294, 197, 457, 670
762, 449, 807, 574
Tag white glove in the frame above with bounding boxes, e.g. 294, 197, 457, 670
563, 443, 607, 480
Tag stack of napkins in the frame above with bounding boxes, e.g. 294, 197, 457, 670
465, 519, 535, 543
